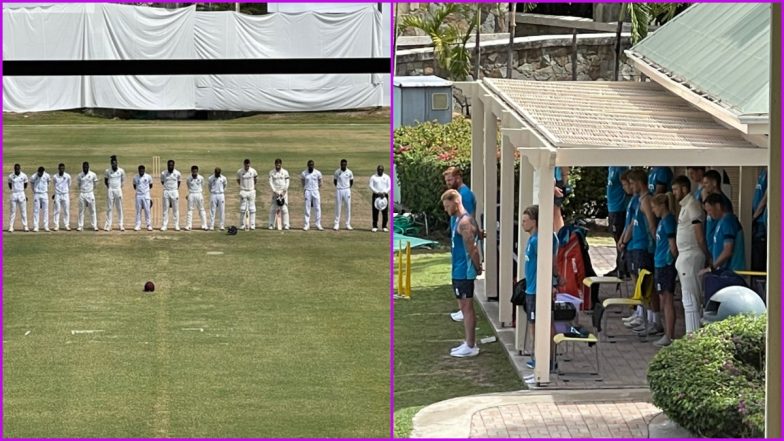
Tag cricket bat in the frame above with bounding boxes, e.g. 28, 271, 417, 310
276, 208, 282, 230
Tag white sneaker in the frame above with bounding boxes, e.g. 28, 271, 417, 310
148, 226, 153, 231
44, 228, 50, 232
250, 225, 255, 230
525, 377, 538, 385
239, 224, 246, 230
333, 224, 339, 231
450, 311, 464, 322
33, 227, 39, 232
104, 227, 110, 232
383, 228, 389, 232
220, 226, 225, 231
624, 317, 644, 328
371, 228, 378, 232
451, 345, 479, 358
653, 335, 672, 347
346, 225, 353, 230
268, 226, 274, 230
24, 227, 30, 232
76, 227, 82, 232
134, 226, 141, 231
175, 226, 180, 231
635, 323, 662, 336
202, 226, 208, 231
303, 225, 310, 231
53, 227, 59, 232
93, 227, 99, 231
316, 225, 323, 231
65, 226, 71, 231
284, 226, 290, 230
185, 226, 191, 231
161, 227, 167, 232
119, 227, 125, 232
210, 227, 215, 231
450, 341, 467, 353
7, 227, 13, 233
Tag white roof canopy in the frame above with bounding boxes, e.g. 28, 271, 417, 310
481, 78, 768, 167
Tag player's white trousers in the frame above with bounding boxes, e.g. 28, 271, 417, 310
162, 190, 179, 229
135, 196, 152, 228
78, 192, 97, 230
32, 193, 49, 230
676, 250, 706, 334
9, 192, 28, 230
105, 188, 123, 229
210, 194, 225, 229
53, 193, 70, 229
187, 193, 207, 229
304, 189, 321, 227
239, 189, 256, 228
334, 189, 351, 227
269, 194, 290, 228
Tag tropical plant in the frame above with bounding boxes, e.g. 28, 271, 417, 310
613, 3, 688, 80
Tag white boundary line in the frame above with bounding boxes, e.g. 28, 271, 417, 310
71, 330, 104, 335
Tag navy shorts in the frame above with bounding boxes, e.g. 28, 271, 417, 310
629, 250, 654, 275
452, 279, 475, 299
523, 295, 536, 322
554, 181, 566, 207
608, 212, 626, 240
655, 265, 677, 294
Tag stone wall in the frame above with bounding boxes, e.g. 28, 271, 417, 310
396, 34, 638, 82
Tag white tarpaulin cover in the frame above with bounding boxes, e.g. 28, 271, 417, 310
3, 3, 387, 112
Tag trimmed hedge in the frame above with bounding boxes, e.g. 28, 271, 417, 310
648, 314, 766, 438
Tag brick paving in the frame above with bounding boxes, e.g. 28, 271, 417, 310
469, 400, 660, 438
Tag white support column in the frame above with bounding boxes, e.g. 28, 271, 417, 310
533, 154, 555, 384
499, 134, 515, 326
484, 109, 498, 300
471, 95, 485, 229
515, 153, 534, 352
738, 166, 756, 267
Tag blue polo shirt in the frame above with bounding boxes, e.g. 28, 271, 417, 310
711, 213, 745, 271
524, 231, 559, 295
625, 195, 639, 229
607, 166, 630, 213
648, 167, 673, 193
654, 213, 677, 268
450, 184, 476, 231
752, 169, 767, 225
630, 194, 655, 254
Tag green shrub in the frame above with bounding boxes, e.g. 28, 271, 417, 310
648, 314, 766, 438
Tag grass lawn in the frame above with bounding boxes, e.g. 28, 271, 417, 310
2, 111, 390, 438
394, 252, 522, 436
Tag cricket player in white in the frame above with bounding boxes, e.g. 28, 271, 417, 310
30, 166, 52, 232
369, 164, 392, 232
209, 167, 227, 230
76, 162, 99, 231
160, 159, 182, 231
104, 156, 126, 231
237, 159, 258, 230
133, 164, 154, 231
7, 164, 29, 232
301, 160, 323, 231
333, 159, 354, 230
268, 158, 290, 230
672, 175, 708, 334
52, 163, 71, 231
186, 165, 208, 231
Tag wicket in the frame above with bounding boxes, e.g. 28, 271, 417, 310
396, 241, 411, 298
152, 155, 160, 229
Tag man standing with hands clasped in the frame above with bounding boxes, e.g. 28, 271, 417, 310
30, 166, 51, 232
369, 164, 390, 232
52, 163, 71, 231
441, 189, 483, 358
333, 159, 353, 231
301, 160, 323, 231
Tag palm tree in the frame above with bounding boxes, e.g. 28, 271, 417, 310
613, 3, 685, 80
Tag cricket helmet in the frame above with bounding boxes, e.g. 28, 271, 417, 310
276, 195, 285, 206
227, 225, 238, 235
144, 281, 155, 292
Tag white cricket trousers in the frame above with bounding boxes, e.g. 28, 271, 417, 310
135, 196, 152, 229
304, 189, 321, 228
676, 251, 706, 334
78, 192, 97, 230
32, 193, 49, 230
9, 192, 28, 230
105, 188, 123, 230
187, 193, 207, 229
239, 189, 256, 228
268, 194, 290, 228
162, 190, 179, 229
53, 193, 70, 229
210, 194, 225, 229
334, 188, 351, 227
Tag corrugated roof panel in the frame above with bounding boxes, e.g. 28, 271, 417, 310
629, 3, 770, 116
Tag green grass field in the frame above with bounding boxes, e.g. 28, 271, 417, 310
394, 252, 523, 436
3, 111, 390, 438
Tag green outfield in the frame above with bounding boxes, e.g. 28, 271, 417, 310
2, 111, 391, 438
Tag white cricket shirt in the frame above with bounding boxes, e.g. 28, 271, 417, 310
161, 169, 181, 191
8, 172, 28, 193
53, 173, 71, 195
209, 175, 227, 194
334, 168, 353, 190
676, 193, 705, 253
187, 174, 205, 194
269, 169, 290, 193
237, 167, 258, 191
134, 173, 153, 197
105, 167, 125, 190
30, 172, 51, 194
78, 171, 98, 193
301, 169, 322, 191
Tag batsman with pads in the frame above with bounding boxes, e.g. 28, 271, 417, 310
268, 158, 290, 230
237, 159, 258, 230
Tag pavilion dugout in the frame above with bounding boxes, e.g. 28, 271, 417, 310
456, 78, 769, 385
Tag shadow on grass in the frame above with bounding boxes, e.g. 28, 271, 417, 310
394, 255, 523, 412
